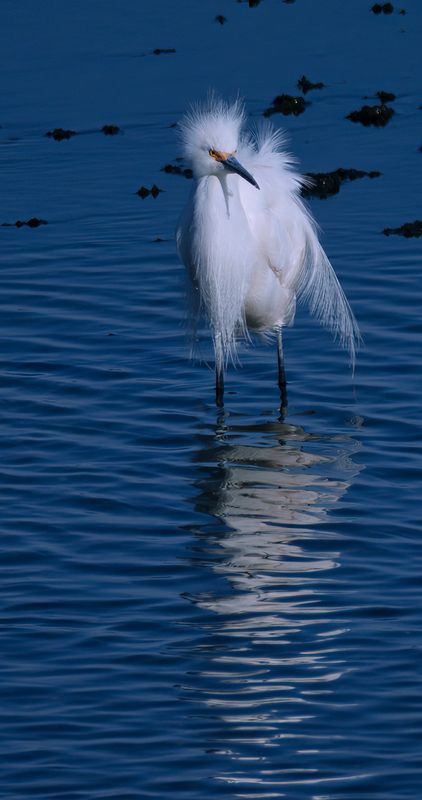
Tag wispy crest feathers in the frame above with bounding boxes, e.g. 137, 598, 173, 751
179, 94, 245, 163
252, 121, 292, 165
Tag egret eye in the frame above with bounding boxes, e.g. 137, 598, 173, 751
209, 148, 217, 158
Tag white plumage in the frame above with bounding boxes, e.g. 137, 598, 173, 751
176, 97, 359, 407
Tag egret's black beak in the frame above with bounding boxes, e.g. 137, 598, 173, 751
223, 155, 260, 190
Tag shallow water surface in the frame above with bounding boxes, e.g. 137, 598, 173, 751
1, 1, 421, 798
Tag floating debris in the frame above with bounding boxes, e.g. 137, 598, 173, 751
136, 184, 163, 199
302, 168, 381, 199
161, 163, 193, 179
371, 2, 394, 13
1, 217, 48, 228
45, 128, 76, 141
215, 14, 227, 24
346, 103, 394, 126
102, 124, 120, 135
383, 220, 422, 238
263, 94, 308, 117
153, 48, 176, 55
297, 75, 325, 94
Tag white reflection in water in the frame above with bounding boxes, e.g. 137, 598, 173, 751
187, 414, 364, 796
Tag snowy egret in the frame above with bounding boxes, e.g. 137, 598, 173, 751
176, 97, 359, 408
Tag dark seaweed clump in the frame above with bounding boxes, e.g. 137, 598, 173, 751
376, 90, 396, 103
371, 3, 394, 13
363, 90, 396, 103
263, 94, 308, 117
161, 163, 193, 179
383, 220, 422, 238
297, 75, 325, 94
102, 125, 120, 135
215, 15, 227, 24
302, 168, 381, 199
136, 185, 163, 199
346, 103, 394, 126
1, 218, 48, 228
46, 128, 76, 141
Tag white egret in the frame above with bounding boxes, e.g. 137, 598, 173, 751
176, 97, 359, 408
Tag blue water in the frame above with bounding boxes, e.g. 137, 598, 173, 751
1, 1, 421, 797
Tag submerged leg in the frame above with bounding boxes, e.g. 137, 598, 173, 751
214, 333, 224, 408
276, 327, 288, 414
215, 363, 224, 407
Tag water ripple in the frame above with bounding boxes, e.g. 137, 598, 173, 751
180, 415, 366, 794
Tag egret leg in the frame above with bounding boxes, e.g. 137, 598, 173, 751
214, 333, 224, 407
215, 364, 224, 407
276, 328, 288, 413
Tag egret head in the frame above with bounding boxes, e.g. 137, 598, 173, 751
179, 97, 260, 189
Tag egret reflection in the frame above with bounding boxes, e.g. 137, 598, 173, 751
185, 413, 363, 795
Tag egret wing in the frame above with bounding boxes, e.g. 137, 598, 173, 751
239, 151, 360, 366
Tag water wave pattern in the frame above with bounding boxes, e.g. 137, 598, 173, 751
1, 0, 422, 798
